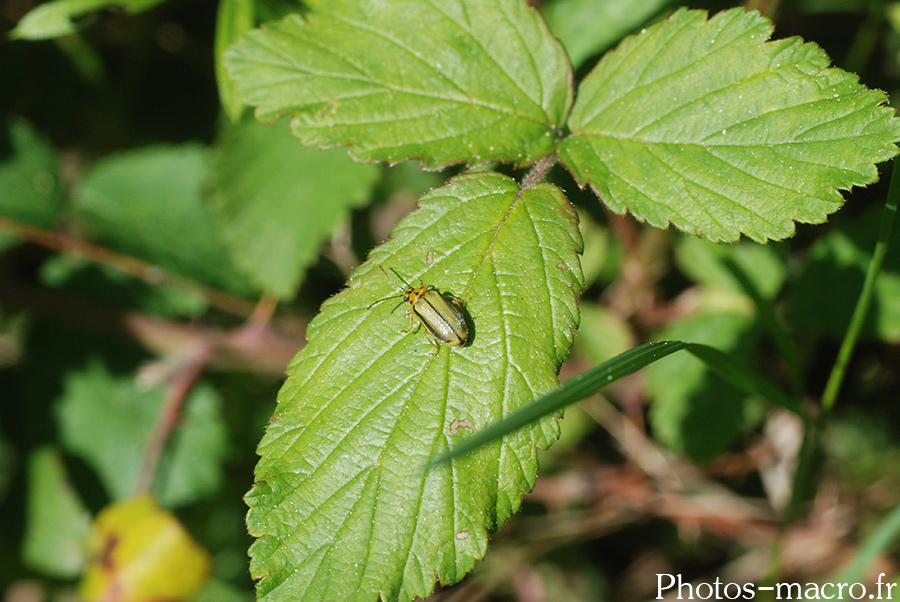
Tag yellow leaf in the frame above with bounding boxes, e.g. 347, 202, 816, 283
80, 496, 210, 602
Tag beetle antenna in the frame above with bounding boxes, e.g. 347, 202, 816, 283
367, 294, 401, 309
367, 266, 407, 309
380, 265, 408, 289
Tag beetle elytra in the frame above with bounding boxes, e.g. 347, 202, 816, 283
368, 266, 468, 354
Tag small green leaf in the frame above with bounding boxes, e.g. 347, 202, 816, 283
56, 360, 228, 507
210, 119, 379, 299
543, 0, 674, 69
22, 447, 92, 578
74, 144, 254, 296
215, 0, 256, 122
647, 312, 760, 461
574, 303, 633, 365
675, 236, 786, 299
11, 0, 164, 40
155, 385, 229, 507
247, 171, 583, 602
0, 118, 62, 253
558, 7, 900, 243
790, 206, 900, 342
225, 0, 573, 169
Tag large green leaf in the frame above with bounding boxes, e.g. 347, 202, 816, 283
225, 0, 573, 169
246, 171, 583, 602
558, 7, 900, 243
211, 119, 379, 299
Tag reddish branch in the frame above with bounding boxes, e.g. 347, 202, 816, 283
133, 341, 213, 497
0, 215, 258, 318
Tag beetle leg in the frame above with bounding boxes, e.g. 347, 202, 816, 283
404, 310, 417, 334
426, 334, 440, 356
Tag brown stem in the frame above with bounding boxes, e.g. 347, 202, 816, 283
249, 293, 279, 327
0, 280, 301, 375
744, 0, 781, 19
520, 154, 557, 190
133, 341, 213, 497
0, 216, 258, 319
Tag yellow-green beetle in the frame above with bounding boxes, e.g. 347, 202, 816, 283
369, 266, 468, 353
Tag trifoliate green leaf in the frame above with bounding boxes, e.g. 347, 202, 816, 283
558, 7, 900, 243
247, 171, 583, 602
225, 0, 573, 169
211, 119, 379, 299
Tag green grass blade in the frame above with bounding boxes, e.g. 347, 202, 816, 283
834, 501, 900, 585
431, 340, 803, 466
683, 343, 804, 418
821, 157, 900, 413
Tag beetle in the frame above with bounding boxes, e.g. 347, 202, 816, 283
368, 266, 469, 354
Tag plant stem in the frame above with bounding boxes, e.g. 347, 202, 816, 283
820, 157, 900, 414
0, 215, 258, 318
133, 342, 213, 497
744, 0, 783, 20
520, 154, 557, 189
788, 158, 900, 517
